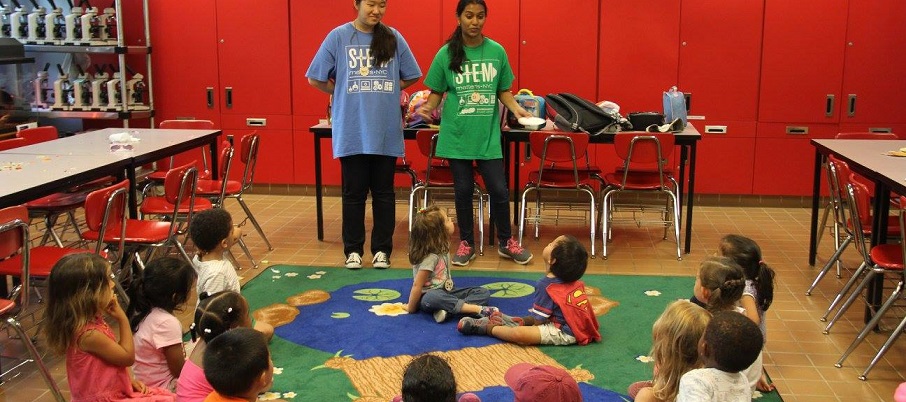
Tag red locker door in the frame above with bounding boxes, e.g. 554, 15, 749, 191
290, 2, 349, 118
148, 0, 221, 123
520, 0, 598, 100
693, 121, 756, 195
440, 0, 521, 91
759, 0, 848, 123
752, 123, 838, 195
216, 0, 292, 116
383, 0, 444, 94
679, 0, 763, 121
842, 0, 906, 124
598, 0, 680, 113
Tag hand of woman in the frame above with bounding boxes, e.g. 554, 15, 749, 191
416, 104, 436, 123
514, 107, 533, 119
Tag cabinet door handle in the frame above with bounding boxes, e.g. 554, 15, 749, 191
246, 118, 267, 127
847, 94, 856, 117
684, 93, 692, 112
206, 87, 214, 108
869, 127, 892, 133
786, 126, 809, 135
825, 94, 835, 117
704, 125, 727, 134
225, 87, 233, 109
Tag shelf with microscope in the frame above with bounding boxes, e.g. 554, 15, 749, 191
1, 0, 154, 122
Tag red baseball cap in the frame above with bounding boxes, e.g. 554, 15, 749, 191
504, 363, 582, 402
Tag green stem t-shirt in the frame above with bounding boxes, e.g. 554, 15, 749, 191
423, 38, 515, 160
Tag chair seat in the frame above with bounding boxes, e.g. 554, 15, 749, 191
196, 179, 242, 196
420, 168, 456, 187
604, 172, 673, 191
148, 169, 211, 182
25, 192, 87, 211
870, 244, 905, 270
0, 298, 14, 315
83, 220, 175, 244
0, 247, 85, 277
141, 196, 213, 215
849, 216, 901, 237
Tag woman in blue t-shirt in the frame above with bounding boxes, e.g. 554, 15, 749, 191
307, 0, 422, 270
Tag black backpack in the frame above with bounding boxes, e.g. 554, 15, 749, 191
545, 93, 620, 135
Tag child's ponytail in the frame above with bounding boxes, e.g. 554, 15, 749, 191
127, 275, 150, 332
755, 261, 776, 312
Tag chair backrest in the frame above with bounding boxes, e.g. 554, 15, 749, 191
835, 132, 898, 140
163, 162, 200, 236
844, 181, 874, 266
0, 137, 26, 151
415, 130, 443, 183
16, 126, 59, 146
0, 205, 31, 308
159, 120, 216, 130
211, 141, 235, 204
84, 180, 129, 254
530, 131, 590, 186
614, 133, 675, 189
238, 132, 259, 191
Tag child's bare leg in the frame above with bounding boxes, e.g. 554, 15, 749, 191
489, 325, 542, 346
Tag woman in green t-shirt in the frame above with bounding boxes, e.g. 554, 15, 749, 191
417, 0, 533, 266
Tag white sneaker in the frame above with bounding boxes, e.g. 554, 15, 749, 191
345, 252, 363, 269
372, 251, 390, 269
433, 309, 448, 323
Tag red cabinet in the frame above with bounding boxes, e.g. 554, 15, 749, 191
598, 0, 681, 113
752, 123, 838, 195
841, 0, 906, 124
758, 0, 848, 123
150, 0, 293, 183
693, 121, 756, 195
519, 0, 598, 100
679, 0, 763, 121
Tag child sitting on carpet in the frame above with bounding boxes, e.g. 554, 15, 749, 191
628, 300, 711, 402
177, 291, 256, 402
43, 253, 176, 401
406, 205, 497, 323
676, 311, 762, 402
202, 328, 275, 402
458, 235, 601, 346
128, 257, 197, 392
189, 208, 273, 339
391, 354, 480, 402
718, 234, 776, 392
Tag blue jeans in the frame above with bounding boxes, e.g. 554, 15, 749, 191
340, 154, 396, 257
449, 158, 511, 246
420, 286, 490, 314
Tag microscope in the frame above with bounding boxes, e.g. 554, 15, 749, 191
1, 1, 12, 39
79, 2, 102, 45
31, 63, 51, 110
44, 0, 64, 44
52, 64, 72, 110
25, 0, 46, 44
9, 0, 27, 41
105, 67, 121, 110
70, 65, 90, 110
89, 64, 108, 110
124, 66, 148, 110
63, 0, 83, 45
101, 6, 114, 44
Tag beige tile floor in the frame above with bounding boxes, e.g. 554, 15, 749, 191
2, 194, 905, 401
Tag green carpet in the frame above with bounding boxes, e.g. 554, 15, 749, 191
241, 265, 783, 401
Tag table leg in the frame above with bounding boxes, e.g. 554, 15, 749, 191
315, 134, 324, 241
808, 149, 822, 266
683, 142, 697, 254
127, 167, 138, 219
210, 138, 219, 180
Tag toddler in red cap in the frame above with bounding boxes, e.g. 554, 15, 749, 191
458, 235, 600, 346
505, 363, 582, 402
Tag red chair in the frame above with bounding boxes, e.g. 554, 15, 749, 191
408, 130, 486, 254
139, 162, 211, 264
195, 139, 259, 268
518, 131, 601, 256
16, 126, 58, 145
601, 133, 681, 260
0, 137, 26, 151
810, 155, 900, 297
142, 119, 215, 197
215, 133, 273, 251
0, 207, 65, 400
823, 181, 904, 335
